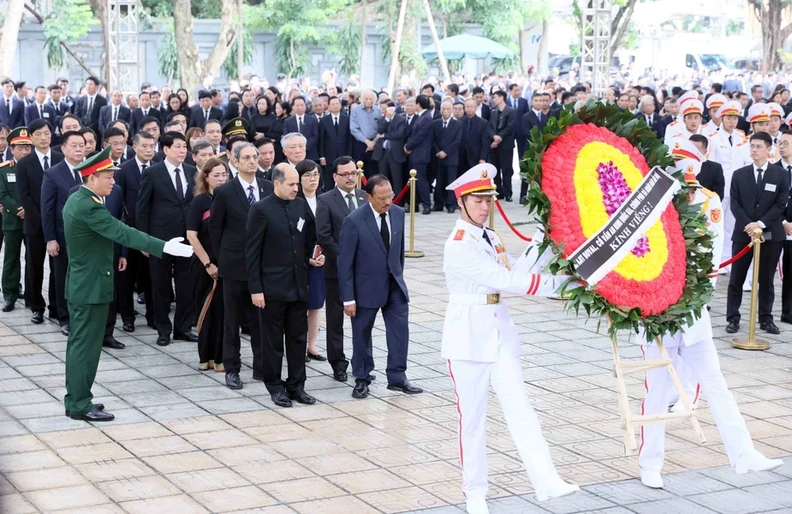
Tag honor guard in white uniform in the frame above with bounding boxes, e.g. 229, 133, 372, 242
665, 99, 707, 148
442, 164, 579, 514
702, 93, 727, 135
767, 102, 784, 151
663, 91, 701, 146
638, 163, 783, 490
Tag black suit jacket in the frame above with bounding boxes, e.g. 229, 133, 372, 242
116, 158, 151, 227
431, 117, 462, 166
405, 111, 434, 164
730, 163, 790, 243
130, 107, 162, 134
209, 176, 274, 282
462, 115, 492, 164
636, 112, 661, 136
698, 160, 725, 200
521, 110, 547, 144
0, 96, 26, 128
315, 187, 367, 279
479, 103, 491, 121
16, 150, 64, 236
318, 114, 352, 165
509, 97, 530, 138
245, 194, 316, 301
489, 106, 516, 148
372, 115, 408, 164
99, 104, 132, 135
24, 103, 57, 127
188, 105, 223, 129
41, 160, 82, 244
136, 161, 196, 240
71, 94, 108, 133
283, 114, 320, 161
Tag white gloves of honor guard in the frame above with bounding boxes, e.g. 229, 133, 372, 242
163, 237, 195, 258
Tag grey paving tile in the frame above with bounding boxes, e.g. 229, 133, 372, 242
524, 489, 616, 513
19, 415, 87, 433
688, 488, 787, 514
628, 497, 719, 514
742, 482, 792, 508
585, 481, 674, 505
699, 465, 787, 488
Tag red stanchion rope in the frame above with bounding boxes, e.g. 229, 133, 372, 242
707, 242, 753, 277
360, 174, 368, 187
493, 200, 532, 242
393, 182, 411, 205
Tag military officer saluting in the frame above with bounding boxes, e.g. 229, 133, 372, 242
0, 127, 32, 311
63, 146, 194, 422
442, 164, 579, 514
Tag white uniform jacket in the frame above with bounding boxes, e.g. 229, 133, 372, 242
442, 219, 570, 362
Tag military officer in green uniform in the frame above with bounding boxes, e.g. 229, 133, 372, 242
0, 127, 33, 311
63, 146, 194, 422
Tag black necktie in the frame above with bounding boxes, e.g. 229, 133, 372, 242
380, 212, 390, 251
38, 105, 42, 118
205, 109, 209, 122
5, 98, 9, 114
141, 163, 147, 174
482, 230, 494, 248
174, 168, 184, 201
113, 107, 118, 121
728, 134, 733, 147
42, 156, 49, 170
297, 116, 302, 132
72, 167, 81, 184
247, 185, 255, 205
757, 167, 763, 185
443, 121, 447, 130
346, 193, 355, 212
87, 97, 93, 117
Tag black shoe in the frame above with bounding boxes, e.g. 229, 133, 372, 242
366, 374, 376, 381
333, 369, 348, 382
271, 391, 293, 408
102, 337, 125, 350
422, 206, 431, 215
65, 403, 104, 417
173, 331, 198, 342
352, 380, 369, 399
252, 373, 263, 381
497, 194, 505, 200
726, 321, 740, 334
505, 196, 513, 202
289, 390, 316, 405
760, 321, 781, 335
307, 351, 326, 362
60, 324, 70, 336
156, 335, 170, 346
31, 311, 44, 324
519, 196, 528, 205
779, 314, 792, 324
432, 204, 444, 212
70, 408, 114, 422
136, 293, 146, 304
387, 380, 423, 394
225, 371, 243, 390
446, 206, 456, 214
122, 322, 135, 332
2, 299, 15, 312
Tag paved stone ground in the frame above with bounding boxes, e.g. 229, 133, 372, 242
0, 193, 791, 514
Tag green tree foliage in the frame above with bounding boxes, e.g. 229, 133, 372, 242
157, 25, 178, 82
223, 28, 254, 79
141, 0, 222, 19
42, 0, 98, 68
327, 12, 361, 78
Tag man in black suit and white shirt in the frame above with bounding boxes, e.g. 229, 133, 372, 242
726, 132, 790, 335
283, 97, 320, 162
24, 86, 56, 126
508, 84, 530, 160
210, 142, 273, 390
689, 134, 725, 200
519, 93, 549, 203
98, 90, 132, 137
460, 98, 492, 172
130, 92, 162, 135
431, 101, 462, 213
318, 96, 352, 188
373, 100, 408, 198
189, 90, 223, 129
71, 76, 107, 134
489, 91, 517, 201
136, 132, 197, 346
316, 157, 367, 381
472, 87, 491, 120
0, 79, 26, 129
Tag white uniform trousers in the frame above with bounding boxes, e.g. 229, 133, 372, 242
639, 336, 754, 472
447, 351, 561, 500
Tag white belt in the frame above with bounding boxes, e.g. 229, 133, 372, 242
448, 293, 501, 305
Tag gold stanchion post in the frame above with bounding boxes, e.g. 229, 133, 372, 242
356, 161, 364, 190
405, 169, 424, 258
733, 228, 770, 351
488, 201, 495, 229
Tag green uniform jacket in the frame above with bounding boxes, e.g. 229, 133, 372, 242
0, 161, 23, 231
63, 186, 166, 305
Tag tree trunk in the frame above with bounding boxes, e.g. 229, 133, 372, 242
537, 18, 549, 76
0, 0, 25, 78
89, 0, 110, 87
173, 0, 201, 93
609, 0, 637, 58
387, 0, 409, 94
202, 0, 238, 76
360, 0, 366, 81
237, 0, 244, 80
423, 0, 449, 82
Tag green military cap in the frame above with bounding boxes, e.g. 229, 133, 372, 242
7, 127, 33, 146
222, 117, 249, 141
73, 146, 119, 178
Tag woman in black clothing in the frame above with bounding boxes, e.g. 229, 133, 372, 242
177, 88, 190, 109
223, 99, 242, 126
166, 93, 191, 126
250, 95, 276, 140
269, 101, 291, 163
186, 157, 228, 371
265, 86, 281, 115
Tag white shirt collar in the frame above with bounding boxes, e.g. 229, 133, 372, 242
163, 158, 183, 173
135, 156, 149, 168
337, 186, 355, 199
35, 148, 51, 160
369, 202, 387, 220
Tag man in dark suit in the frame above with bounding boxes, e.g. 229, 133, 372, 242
689, 134, 725, 199
136, 132, 197, 346
46, 84, 70, 146
460, 99, 492, 173
318, 96, 352, 188
41, 131, 87, 335
489, 91, 517, 201
24, 86, 57, 126
636, 99, 662, 137
431, 101, 463, 213
210, 142, 273, 390
373, 101, 408, 199
519, 94, 549, 203
116, 130, 157, 331
283, 96, 320, 162
129, 92, 161, 135
316, 157, 367, 381
508, 84, 530, 160
337, 175, 422, 399
775, 131, 792, 324
246, 163, 322, 407
726, 132, 790, 335
1, 78, 26, 129
404, 95, 434, 214
70, 76, 107, 134
188, 90, 223, 129
98, 90, 132, 137
472, 87, 491, 120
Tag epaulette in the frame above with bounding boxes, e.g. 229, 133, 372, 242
706, 131, 718, 138
91, 196, 103, 205
0, 160, 13, 168
701, 188, 717, 199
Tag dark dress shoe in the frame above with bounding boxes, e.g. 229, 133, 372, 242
760, 321, 781, 335
66, 403, 104, 416
780, 314, 792, 324
31, 311, 44, 324
156, 335, 170, 346
252, 373, 263, 381
352, 380, 369, 399
122, 322, 135, 333
173, 331, 198, 342
271, 391, 293, 408
333, 369, 348, 382
70, 408, 114, 422
422, 206, 431, 215
225, 371, 243, 390
387, 380, 423, 394
103, 337, 125, 349
446, 206, 456, 214
304, 354, 310, 363
307, 351, 326, 362
136, 293, 146, 304
2, 299, 16, 312
505, 196, 513, 202
432, 204, 444, 212
366, 374, 376, 381
519, 196, 528, 205
726, 321, 740, 334
60, 324, 70, 336
290, 390, 316, 405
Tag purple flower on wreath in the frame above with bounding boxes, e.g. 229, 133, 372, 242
597, 161, 650, 258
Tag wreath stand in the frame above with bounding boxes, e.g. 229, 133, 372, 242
608, 325, 707, 456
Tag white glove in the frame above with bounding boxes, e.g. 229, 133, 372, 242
163, 237, 194, 258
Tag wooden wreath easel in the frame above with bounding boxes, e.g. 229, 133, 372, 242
608, 319, 706, 455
